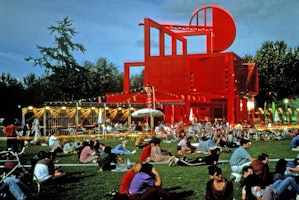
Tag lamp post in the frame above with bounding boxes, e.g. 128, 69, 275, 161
284, 98, 289, 124
247, 100, 254, 125
284, 98, 289, 111
17, 105, 21, 122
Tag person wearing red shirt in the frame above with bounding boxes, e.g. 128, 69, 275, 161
118, 162, 142, 199
139, 139, 155, 162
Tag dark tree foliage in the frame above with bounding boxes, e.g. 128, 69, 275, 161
25, 17, 88, 101
22, 73, 46, 106
0, 73, 25, 119
84, 58, 123, 98
24, 17, 123, 102
253, 41, 299, 106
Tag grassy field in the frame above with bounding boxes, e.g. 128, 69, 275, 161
0, 128, 298, 200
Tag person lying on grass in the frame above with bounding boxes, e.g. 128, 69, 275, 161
112, 140, 137, 155
176, 146, 222, 166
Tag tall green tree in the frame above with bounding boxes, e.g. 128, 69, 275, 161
254, 41, 299, 106
84, 58, 123, 99
25, 17, 87, 100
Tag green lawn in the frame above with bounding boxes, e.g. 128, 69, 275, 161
0, 130, 297, 200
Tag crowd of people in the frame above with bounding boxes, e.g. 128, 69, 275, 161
1, 116, 299, 200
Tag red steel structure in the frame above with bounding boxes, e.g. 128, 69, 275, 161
106, 4, 258, 124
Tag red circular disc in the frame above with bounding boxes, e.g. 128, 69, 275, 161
189, 4, 236, 52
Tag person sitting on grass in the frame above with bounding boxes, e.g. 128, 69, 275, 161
241, 165, 264, 200
285, 154, 299, 177
205, 165, 233, 200
177, 131, 192, 161
48, 131, 63, 153
291, 132, 299, 151
250, 153, 273, 187
197, 136, 216, 154
72, 139, 82, 152
140, 139, 155, 162
62, 139, 75, 154
230, 138, 255, 182
176, 146, 222, 166
150, 138, 178, 166
34, 152, 65, 182
262, 176, 299, 200
112, 141, 137, 155
117, 161, 142, 199
128, 163, 170, 200
0, 176, 37, 200
79, 141, 99, 164
135, 134, 147, 149
97, 146, 118, 172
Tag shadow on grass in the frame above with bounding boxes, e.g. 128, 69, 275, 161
103, 187, 195, 200
38, 171, 96, 199
55, 153, 75, 158
60, 171, 95, 183
166, 186, 195, 200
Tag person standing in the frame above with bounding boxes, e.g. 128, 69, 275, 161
3, 118, 18, 152
32, 117, 41, 144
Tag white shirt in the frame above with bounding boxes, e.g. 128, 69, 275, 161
48, 135, 58, 147
34, 163, 52, 182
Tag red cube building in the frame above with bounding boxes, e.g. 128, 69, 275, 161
106, 4, 258, 124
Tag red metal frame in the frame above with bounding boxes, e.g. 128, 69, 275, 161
106, 4, 258, 124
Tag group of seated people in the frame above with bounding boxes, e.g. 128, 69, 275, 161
20, 124, 298, 199
77, 139, 137, 172
0, 148, 65, 199
228, 136, 299, 200
117, 162, 171, 200
238, 154, 299, 200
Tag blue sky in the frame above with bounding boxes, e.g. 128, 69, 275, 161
1, 0, 299, 80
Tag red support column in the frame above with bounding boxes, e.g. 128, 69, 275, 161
124, 63, 130, 93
